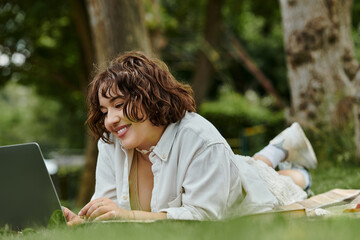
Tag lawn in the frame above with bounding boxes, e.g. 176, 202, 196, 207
2, 165, 360, 240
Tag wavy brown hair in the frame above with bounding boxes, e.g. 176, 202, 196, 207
86, 51, 196, 143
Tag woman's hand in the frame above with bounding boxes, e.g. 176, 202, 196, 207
62, 206, 85, 226
78, 197, 134, 221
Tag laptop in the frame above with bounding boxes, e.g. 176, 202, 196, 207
0, 142, 67, 230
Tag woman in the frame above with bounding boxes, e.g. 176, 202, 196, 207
63, 51, 317, 225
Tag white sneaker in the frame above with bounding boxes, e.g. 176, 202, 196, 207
270, 122, 317, 169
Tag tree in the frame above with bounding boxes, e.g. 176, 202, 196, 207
76, 0, 152, 205
191, 0, 225, 105
279, 0, 360, 160
0, 0, 89, 150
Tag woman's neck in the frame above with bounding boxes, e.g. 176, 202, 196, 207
136, 125, 166, 151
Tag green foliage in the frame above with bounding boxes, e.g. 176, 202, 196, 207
0, 224, 12, 237
308, 124, 358, 166
223, 0, 288, 98
56, 165, 83, 202
1, 0, 360, 153
0, 82, 57, 147
0, 1, 87, 150
199, 86, 286, 155
199, 86, 285, 139
0, 81, 85, 155
151, 0, 289, 105
47, 210, 66, 229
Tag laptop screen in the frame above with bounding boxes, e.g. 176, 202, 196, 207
0, 143, 67, 230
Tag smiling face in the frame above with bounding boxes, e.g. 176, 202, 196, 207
98, 87, 165, 151
86, 52, 196, 144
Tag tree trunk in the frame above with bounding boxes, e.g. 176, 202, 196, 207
279, 0, 360, 160
76, 132, 98, 206
76, 0, 152, 206
71, 0, 95, 89
70, 0, 98, 206
192, 0, 225, 106
86, 0, 152, 65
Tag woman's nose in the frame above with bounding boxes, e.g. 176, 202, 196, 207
107, 109, 120, 125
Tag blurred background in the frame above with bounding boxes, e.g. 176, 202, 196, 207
1, 0, 360, 208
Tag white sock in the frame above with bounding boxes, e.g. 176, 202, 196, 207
254, 144, 286, 168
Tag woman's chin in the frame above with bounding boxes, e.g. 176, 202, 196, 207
119, 140, 136, 150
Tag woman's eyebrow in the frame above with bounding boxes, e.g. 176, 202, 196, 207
99, 96, 122, 109
109, 96, 122, 103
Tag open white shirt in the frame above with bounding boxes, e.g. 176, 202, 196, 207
92, 112, 279, 220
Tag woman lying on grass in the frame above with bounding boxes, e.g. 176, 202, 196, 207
63, 51, 317, 225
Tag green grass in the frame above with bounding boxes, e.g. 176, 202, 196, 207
2, 165, 360, 240
311, 166, 360, 194
3, 215, 360, 240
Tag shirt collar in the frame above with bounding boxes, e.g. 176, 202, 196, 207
151, 120, 180, 162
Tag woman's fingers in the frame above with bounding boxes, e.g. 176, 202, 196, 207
67, 217, 85, 227
78, 198, 105, 216
78, 197, 129, 221
88, 204, 129, 221
87, 204, 121, 220
94, 210, 117, 221
63, 198, 126, 225
87, 205, 110, 220
62, 206, 77, 221
62, 206, 85, 226
85, 201, 104, 218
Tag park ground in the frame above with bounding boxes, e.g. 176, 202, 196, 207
2, 165, 360, 240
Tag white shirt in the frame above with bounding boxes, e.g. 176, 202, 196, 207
92, 112, 278, 220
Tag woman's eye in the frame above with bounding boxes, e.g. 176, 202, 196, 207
115, 103, 123, 109
102, 111, 108, 116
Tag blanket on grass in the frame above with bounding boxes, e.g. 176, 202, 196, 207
269, 189, 360, 217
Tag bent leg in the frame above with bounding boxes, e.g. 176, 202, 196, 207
278, 169, 306, 190
253, 155, 273, 168
254, 155, 308, 190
